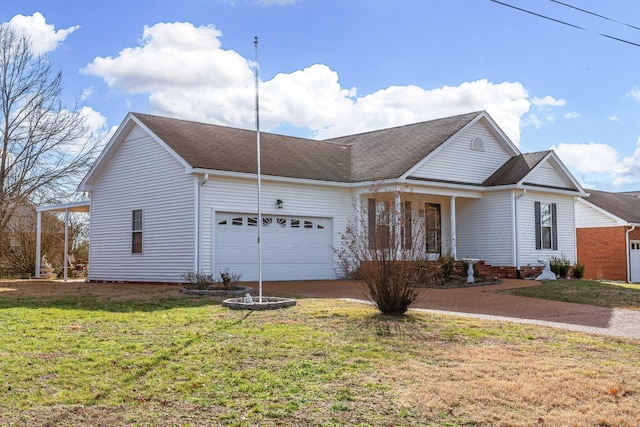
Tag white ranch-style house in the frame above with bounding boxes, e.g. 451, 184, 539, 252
42, 110, 586, 282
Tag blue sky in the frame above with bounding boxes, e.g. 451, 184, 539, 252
3, 0, 640, 191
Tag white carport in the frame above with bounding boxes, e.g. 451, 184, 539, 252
35, 201, 90, 281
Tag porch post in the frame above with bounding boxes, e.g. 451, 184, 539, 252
63, 208, 69, 281
450, 196, 457, 259
354, 191, 363, 235
395, 192, 402, 255
35, 210, 42, 278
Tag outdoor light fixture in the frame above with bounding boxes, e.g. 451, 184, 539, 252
276, 199, 283, 209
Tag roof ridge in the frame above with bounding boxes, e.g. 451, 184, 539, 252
132, 112, 350, 148
322, 110, 483, 143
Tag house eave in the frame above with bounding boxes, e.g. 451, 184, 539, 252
191, 168, 354, 188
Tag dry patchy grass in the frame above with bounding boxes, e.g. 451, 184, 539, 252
0, 280, 639, 426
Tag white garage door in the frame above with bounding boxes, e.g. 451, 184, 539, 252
214, 212, 333, 281
630, 241, 640, 283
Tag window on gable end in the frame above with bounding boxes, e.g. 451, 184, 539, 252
132, 209, 143, 254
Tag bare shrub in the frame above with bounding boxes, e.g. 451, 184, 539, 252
182, 269, 243, 290
181, 271, 215, 290
338, 186, 435, 315
218, 268, 243, 289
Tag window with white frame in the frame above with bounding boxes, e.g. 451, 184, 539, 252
132, 209, 143, 254
535, 201, 557, 250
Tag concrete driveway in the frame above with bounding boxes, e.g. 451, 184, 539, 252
261, 279, 640, 340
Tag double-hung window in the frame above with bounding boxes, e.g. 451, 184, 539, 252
535, 202, 557, 250
368, 199, 414, 250
132, 209, 143, 254
425, 203, 441, 254
368, 199, 390, 249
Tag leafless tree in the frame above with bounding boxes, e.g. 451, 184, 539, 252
0, 25, 102, 264
338, 186, 438, 315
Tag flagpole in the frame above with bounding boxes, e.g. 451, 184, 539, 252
254, 36, 263, 303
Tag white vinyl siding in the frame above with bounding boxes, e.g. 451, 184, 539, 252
88, 124, 195, 282
411, 122, 514, 184
518, 191, 576, 264
526, 161, 574, 188
456, 191, 514, 266
575, 198, 621, 228
200, 176, 353, 279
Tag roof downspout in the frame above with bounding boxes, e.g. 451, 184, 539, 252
514, 188, 526, 278
195, 173, 209, 272
626, 225, 635, 283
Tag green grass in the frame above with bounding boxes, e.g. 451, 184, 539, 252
0, 283, 639, 426
503, 279, 640, 310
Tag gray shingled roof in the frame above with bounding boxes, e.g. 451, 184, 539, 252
584, 189, 640, 224
483, 151, 551, 186
134, 113, 351, 182
132, 111, 482, 183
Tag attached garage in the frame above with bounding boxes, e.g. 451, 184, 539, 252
214, 212, 334, 281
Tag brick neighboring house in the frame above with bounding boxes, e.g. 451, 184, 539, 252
575, 189, 640, 282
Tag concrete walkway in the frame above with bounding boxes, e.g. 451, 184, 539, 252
261, 279, 640, 340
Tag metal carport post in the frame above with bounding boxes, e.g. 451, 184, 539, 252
35, 201, 90, 281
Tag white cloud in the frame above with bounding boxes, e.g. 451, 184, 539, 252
60, 107, 109, 154
565, 111, 579, 119
553, 139, 640, 188
627, 86, 640, 101
6, 12, 79, 55
314, 79, 530, 143
532, 95, 566, 108
85, 21, 534, 143
80, 87, 95, 102
608, 115, 620, 122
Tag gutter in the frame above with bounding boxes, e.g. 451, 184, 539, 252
514, 188, 526, 277
626, 225, 636, 283
195, 173, 209, 272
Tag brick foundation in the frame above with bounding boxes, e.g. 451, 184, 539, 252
453, 260, 543, 280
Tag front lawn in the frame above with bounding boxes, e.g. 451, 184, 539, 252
503, 279, 640, 311
0, 280, 639, 426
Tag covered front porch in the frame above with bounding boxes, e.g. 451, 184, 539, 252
35, 201, 90, 281
357, 184, 532, 279
358, 185, 483, 261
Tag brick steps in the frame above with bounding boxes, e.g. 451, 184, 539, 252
453, 260, 543, 280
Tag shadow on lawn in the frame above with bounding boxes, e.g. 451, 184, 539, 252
0, 280, 224, 313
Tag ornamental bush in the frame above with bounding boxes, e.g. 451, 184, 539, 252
550, 254, 571, 279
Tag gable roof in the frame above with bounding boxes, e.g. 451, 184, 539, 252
583, 189, 640, 224
483, 150, 583, 193
134, 111, 487, 183
483, 151, 550, 186
325, 111, 482, 181
80, 110, 584, 195
133, 113, 351, 182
